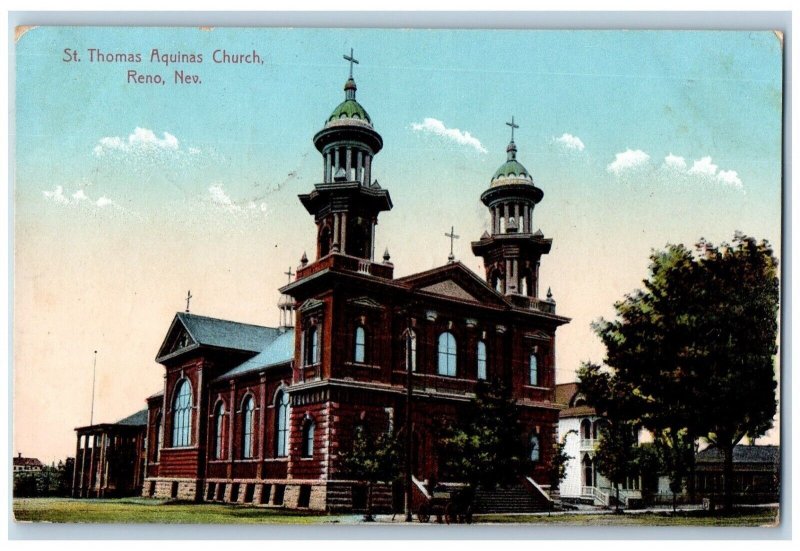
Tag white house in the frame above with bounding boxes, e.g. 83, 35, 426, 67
556, 383, 641, 507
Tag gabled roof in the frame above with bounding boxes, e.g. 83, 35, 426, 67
156, 312, 281, 363
696, 445, 780, 465
397, 262, 509, 308
115, 408, 149, 426
14, 456, 43, 467
214, 328, 295, 382
555, 383, 579, 406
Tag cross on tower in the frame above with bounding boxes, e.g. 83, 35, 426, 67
284, 266, 295, 284
445, 225, 460, 263
506, 116, 519, 142
185, 290, 193, 313
343, 48, 359, 79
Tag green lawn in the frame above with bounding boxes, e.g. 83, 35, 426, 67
13, 498, 346, 524
475, 508, 780, 527
13, 498, 779, 527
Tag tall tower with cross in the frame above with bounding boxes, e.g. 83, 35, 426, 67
298, 49, 392, 263
471, 117, 552, 298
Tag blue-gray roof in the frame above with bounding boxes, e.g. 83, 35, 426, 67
115, 408, 149, 426
178, 312, 280, 352
214, 328, 295, 382
697, 445, 779, 464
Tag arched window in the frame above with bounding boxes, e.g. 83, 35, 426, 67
530, 433, 540, 462
172, 379, 192, 447
405, 329, 417, 372
580, 418, 592, 440
302, 418, 315, 458
275, 391, 289, 457
242, 396, 255, 459
437, 332, 457, 377
354, 326, 366, 363
213, 402, 226, 460
154, 413, 163, 461
319, 226, 331, 258
305, 326, 320, 366
529, 353, 539, 386
477, 340, 487, 380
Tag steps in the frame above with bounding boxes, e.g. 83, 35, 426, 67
473, 482, 551, 513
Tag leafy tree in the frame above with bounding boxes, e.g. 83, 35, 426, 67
653, 428, 695, 511
339, 425, 401, 521
578, 362, 641, 512
548, 430, 576, 491
635, 442, 662, 500
592, 233, 779, 512
437, 379, 532, 492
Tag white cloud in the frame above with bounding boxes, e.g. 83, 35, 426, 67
688, 156, 719, 177
716, 169, 744, 189
607, 149, 650, 174
208, 183, 241, 211
410, 118, 487, 153
42, 185, 121, 209
42, 185, 70, 205
659, 153, 744, 190
663, 153, 687, 171
93, 127, 184, 156
554, 133, 585, 152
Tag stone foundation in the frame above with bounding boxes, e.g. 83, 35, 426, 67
143, 478, 201, 501
143, 477, 395, 512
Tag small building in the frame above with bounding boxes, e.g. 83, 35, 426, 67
13, 453, 43, 473
555, 383, 641, 507
693, 444, 779, 504
72, 409, 148, 498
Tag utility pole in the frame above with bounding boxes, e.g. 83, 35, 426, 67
405, 317, 413, 522
90, 350, 97, 426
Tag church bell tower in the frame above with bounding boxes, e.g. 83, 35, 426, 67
298, 49, 392, 262
472, 118, 552, 297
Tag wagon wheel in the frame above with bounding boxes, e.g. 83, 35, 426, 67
444, 502, 458, 525
416, 504, 431, 523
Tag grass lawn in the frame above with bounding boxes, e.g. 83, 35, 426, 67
13, 498, 346, 524
475, 508, 780, 527
13, 498, 779, 527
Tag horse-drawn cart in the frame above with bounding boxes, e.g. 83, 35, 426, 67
415, 482, 474, 524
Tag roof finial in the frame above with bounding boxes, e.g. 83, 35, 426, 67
506, 115, 519, 143
185, 290, 193, 313
445, 225, 460, 264
284, 266, 295, 284
343, 48, 359, 80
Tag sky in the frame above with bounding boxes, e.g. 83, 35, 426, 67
13, 27, 783, 463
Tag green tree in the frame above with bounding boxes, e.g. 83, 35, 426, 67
339, 426, 401, 521
578, 362, 640, 512
437, 380, 532, 492
653, 428, 695, 511
548, 430, 575, 492
592, 233, 779, 512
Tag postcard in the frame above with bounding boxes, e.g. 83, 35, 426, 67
11, 25, 783, 528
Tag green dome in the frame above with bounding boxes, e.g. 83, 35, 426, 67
491, 141, 534, 184
492, 159, 531, 180
328, 99, 372, 124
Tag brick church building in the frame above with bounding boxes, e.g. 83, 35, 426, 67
73, 53, 570, 511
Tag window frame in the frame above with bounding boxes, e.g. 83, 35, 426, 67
437, 331, 457, 377
213, 401, 226, 460
275, 390, 290, 458
241, 395, 255, 459
301, 418, 316, 458
529, 352, 539, 386
354, 325, 366, 363
477, 340, 487, 380
171, 379, 193, 448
